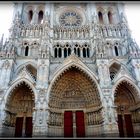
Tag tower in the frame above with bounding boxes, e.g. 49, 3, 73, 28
0, 1, 140, 137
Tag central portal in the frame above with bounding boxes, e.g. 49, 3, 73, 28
48, 66, 102, 137
64, 110, 85, 137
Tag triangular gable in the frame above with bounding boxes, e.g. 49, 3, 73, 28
113, 66, 135, 84
10, 67, 35, 85
50, 53, 99, 83
63, 53, 82, 64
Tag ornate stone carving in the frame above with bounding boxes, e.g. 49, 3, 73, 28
0, 2, 140, 138
59, 11, 82, 27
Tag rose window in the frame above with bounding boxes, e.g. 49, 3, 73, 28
59, 11, 82, 27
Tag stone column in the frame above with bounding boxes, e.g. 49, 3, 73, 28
31, 6, 38, 24
32, 93, 48, 137
45, 109, 50, 136
103, 10, 109, 24
80, 48, 83, 58
101, 91, 119, 137
62, 48, 64, 58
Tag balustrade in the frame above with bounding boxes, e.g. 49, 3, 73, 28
53, 26, 90, 39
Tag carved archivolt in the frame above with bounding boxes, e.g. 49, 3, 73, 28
114, 80, 139, 114
49, 66, 101, 109
3, 82, 35, 127
47, 66, 103, 128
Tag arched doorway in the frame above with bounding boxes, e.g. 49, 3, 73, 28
3, 82, 35, 137
114, 80, 139, 137
48, 66, 103, 137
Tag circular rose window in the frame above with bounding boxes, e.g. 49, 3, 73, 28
59, 11, 82, 27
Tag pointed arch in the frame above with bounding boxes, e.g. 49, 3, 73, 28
114, 46, 119, 56
109, 62, 121, 80
68, 48, 71, 56
83, 48, 86, 57
16, 62, 37, 76
109, 59, 131, 78
64, 48, 67, 58
108, 11, 113, 24
25, 46, 29, 56
98, 11, 103, 24
38, 10, 44, 24
3, 78, 37, 109
87, 48, 90, 57
112, 77, 140, 102
2, 79, 36, 137
46, 61, 103, 137
48, 66, 102, 108
77, 48, 80, 57
113, 77, 140, 137
26, 64, 37, 81
58, 48, 62, 58
47, 58, 101, 103
109, 59, 121, 67
54, 48, 57, 58
28, 10, 33, 23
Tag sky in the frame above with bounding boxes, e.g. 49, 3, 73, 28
0, 2, 140, 47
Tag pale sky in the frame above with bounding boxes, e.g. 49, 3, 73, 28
0, 2, 140, 47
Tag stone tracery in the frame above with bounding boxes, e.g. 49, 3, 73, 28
59, 11, 82, 27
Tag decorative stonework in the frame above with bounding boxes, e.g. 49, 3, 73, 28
59, 11, 82, 27
0, 1, 140, 138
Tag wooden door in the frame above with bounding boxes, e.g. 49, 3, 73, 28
64, 111, 73, 137
15, 117, 24, 137
118, 115, 124, 137
76, 111, 85, 137
124, 114, 134, 137
25, 117, 32, 137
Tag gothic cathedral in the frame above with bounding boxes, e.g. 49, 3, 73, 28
0, 1, 140, 138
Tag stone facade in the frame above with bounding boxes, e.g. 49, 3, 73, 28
0, 1, 140, 137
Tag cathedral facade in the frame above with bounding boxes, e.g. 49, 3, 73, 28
0, 1, 140, 137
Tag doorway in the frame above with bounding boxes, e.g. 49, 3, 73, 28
64, 110, 85, 137
15, 117, 33, 137
4, 82, 35, 137
114, 81, 136, 137
118, 114, 134, 137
